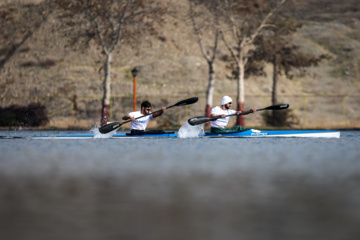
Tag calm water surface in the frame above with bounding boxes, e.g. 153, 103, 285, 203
0, 130, 359, 240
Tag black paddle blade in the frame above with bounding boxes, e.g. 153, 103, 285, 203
263, 104, 289, 110
99, 122, 122, 134
174, 97, 198, 107
188, 116, 214, 126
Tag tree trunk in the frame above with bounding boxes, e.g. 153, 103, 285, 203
205, 62, 215, 126
272, 54, 277, 106
101, 53, 112, 126
236, 57, 245, 127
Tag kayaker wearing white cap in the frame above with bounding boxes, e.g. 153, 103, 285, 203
210, 96, 256, 133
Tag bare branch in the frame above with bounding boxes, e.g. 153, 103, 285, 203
189, 0, 220, 64
246, 0, 287, 45
219, 29, 239, 65
189, 1, 211, 62
210, 29, 219, 62
94, 19, 109, 55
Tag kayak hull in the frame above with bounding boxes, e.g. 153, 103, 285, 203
205, 130, 340, 138
32, 130, 340, 139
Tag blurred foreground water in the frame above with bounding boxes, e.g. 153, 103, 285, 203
1, 130, 360, 240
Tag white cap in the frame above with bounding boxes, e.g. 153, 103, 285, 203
221, 96, 232, 105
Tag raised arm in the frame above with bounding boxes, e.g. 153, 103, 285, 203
152, 107, 166, 118
235, 109, 256, 115
122, 114, 135, 121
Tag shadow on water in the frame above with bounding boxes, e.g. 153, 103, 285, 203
1, 173, 360, 240
0, 135, 25, 139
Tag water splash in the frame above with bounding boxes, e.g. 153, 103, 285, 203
90, 123, 116, 139
177, 121, 204, 138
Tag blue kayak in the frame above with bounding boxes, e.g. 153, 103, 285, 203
32, 129, 340, 139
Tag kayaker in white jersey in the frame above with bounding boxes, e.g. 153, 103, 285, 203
210, 96, 256, 134
122, 101, 168, 135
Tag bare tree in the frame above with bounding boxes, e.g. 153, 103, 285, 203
248, 14, 330, 126
188, 0, 219, 125
253, 14, 330, 106
218, 0, 287, 126
54, 0, 168, 125
252, 14, 302, 105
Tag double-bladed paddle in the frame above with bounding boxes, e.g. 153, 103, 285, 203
99, 97, 199, 134
187, 103, 289, 126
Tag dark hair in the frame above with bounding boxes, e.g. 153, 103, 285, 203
141, 101, 152, 109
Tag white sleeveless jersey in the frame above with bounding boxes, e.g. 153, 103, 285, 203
210, 106, 236, 128
128, 111, 153, 130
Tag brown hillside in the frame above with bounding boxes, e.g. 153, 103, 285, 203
1, 0, 359, 129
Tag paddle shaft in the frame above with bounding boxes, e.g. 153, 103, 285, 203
122, 103, 181, 125
205, 109, 253, 122
215, 104, 289, 119
188, 104, 289, 126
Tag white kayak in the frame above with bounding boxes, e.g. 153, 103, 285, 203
32, 129, 340, 139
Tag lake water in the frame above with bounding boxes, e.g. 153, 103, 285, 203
1, 129, 360, 240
